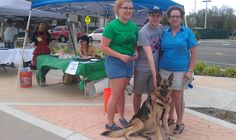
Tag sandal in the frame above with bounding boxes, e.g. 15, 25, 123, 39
168, 119, 175, 126
105, 123, 121, 131
119, 118, 130, 128
174, 124, 185, 134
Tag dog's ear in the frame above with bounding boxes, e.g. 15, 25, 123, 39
168, 73, 174, 81
156, 73, 162, 86
168, 73, 174, 86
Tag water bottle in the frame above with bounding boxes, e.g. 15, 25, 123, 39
185, 81, 193, 89
184, 75, 194, 89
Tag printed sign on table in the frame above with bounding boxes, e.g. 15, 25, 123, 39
65, 61, 79, 75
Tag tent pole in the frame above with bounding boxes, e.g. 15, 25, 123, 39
185, 14, 188, 27
0, 22, 3, 37
66, 18, 77, 56
16, 9, 32, 88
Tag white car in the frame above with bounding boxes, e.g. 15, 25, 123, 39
88, 28, 104, 42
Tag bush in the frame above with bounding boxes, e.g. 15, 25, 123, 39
203, 65, 222, 76
194, 30, 201, 41
194, 61, 236, 78
224, 67, 236, 78
194, 61, 207, 75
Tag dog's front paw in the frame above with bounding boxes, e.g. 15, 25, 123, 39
167, 134, 175, 140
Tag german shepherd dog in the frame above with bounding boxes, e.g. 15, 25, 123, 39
101, 73, 174, 140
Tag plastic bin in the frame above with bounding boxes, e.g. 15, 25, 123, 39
20, 71, 32, 88
103, 88, 118, 113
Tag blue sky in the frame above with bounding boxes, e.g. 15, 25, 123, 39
173, 0, 236, 15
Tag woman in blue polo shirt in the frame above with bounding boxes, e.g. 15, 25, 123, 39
159, 6, 197, 134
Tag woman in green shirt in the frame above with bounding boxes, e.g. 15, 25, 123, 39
100, 0, 138, 131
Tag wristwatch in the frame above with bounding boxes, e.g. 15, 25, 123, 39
188, 69, 193, 73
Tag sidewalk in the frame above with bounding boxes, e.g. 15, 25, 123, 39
0, 68, 236, 140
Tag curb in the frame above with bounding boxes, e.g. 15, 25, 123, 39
186, 108, 236, 131
0, 105, 91, 140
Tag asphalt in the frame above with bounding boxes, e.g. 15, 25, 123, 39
0, 67, 236, 140
0, 110, 64, 140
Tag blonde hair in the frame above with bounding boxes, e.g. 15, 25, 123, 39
114, 0, 132, 16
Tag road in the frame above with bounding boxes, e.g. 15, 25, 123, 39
0, 111, 64, 140
92, 39, 236, 67
197, 39, 236, 67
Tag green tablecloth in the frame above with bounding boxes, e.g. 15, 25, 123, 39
36, 54, 106, 83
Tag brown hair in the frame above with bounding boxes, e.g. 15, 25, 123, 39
36, 21, 49, 31
114, 0, 132, 16
80, 35, 90, 45
167, 6, 185, 18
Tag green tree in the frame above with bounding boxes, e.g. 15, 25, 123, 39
187, 6, 236, 32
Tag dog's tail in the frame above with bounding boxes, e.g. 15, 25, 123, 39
101, 127, 129, 138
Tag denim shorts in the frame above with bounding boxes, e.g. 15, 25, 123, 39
104, 56, 134, 79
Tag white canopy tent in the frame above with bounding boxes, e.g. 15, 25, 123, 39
0, 0, 65, 87
0, 0, 66, 18
0, 0, 66, 39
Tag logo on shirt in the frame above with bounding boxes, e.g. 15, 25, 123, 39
124, 35, 136, 45
151, 37, 161, 53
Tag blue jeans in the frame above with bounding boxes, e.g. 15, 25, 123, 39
104, 56, 134, 79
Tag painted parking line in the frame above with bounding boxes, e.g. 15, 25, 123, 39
215, 52, 223, 55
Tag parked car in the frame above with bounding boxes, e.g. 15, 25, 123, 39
49, 26, 82, 43
88, 28, 104, 42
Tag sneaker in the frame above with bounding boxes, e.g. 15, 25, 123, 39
41, 81, 46, 87
105, 123, 121, 131
37, 77, 46, 87
119, 118, 129, 128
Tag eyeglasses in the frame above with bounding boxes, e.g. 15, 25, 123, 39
120, 7, 134, 11
170, 15, 181, 19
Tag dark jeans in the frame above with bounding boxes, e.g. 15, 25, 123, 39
37, 67, 50, 83
4, 41, 14, 49
23, 61, 31, 68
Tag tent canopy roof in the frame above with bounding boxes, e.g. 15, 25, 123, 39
31, 0, 183, 19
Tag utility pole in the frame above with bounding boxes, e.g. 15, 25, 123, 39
194, 0, 196, 14
202, 0, 211, 29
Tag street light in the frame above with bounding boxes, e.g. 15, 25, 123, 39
202, 0, 211, 29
